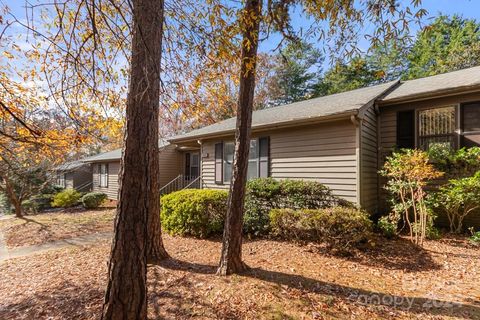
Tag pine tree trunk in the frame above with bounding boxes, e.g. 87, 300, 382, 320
101, 0, 166, 318
217, 0, 261, 276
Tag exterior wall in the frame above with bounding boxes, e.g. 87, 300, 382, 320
359, 105, 379, 213
159, 144, 183, 187
200, 120, 359, 204
379, 92, 480, 155
91, 145, 183, 200
92, 161, 120, 200
378, 92, 480, 227
72, 165, 92, 191
59, 165, 92, 191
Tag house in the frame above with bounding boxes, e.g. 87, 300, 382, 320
169, 66, 480, 215
80, 66, 480, 218
54, 160, 92, 192
83, 140, 181, 200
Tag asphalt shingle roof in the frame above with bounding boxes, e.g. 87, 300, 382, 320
55, 160, 88, 171
81, 139, 170, 163
170, 80, 399, 142
380, 66, 480, 103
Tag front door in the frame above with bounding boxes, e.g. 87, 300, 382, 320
185, 152, 200, 181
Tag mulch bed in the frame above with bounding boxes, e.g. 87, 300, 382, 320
0, 234, 478, 319
0, 209, 115, 249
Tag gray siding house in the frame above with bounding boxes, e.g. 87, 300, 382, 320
80, 66, 480, 217
84, 141, 182, 200
55, 161, 92, 192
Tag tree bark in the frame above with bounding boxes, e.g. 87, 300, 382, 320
101, 0, 166, 319
217, 0, 261, 276
3, 177, 22, 218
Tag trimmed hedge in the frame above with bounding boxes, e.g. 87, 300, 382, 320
51, 189, 82, 208
269, 207, 373, 252
81, 192, 107, 209
244, 178, 350, 235
160, 189, 228, 238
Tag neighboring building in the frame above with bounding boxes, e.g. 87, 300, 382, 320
77, 66, 480, 220
83, 140, 182, 200
55, 161, 92, 192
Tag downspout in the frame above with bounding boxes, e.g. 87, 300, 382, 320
197, 140, 203, 189
350, 114, 362, 208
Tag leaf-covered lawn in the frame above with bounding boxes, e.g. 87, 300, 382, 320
0, 234, 479, 319
0, 209, 114, 249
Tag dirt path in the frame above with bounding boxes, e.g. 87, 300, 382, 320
0, 231, 112, 261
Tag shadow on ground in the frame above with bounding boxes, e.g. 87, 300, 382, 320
158, 258, 479, 319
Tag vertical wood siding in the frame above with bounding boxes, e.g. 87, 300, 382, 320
360, 105, 379, 213
201, 120, 358, 203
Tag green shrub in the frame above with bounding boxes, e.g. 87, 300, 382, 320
31, 193, 54, 211
244, 178, 348, 235
377, 215, 397, 239
160, 189, 228, 238
81, 192, 107, 209
269, 207, 373, 253
51, 189, 82, 208
469, 228, 480, 244
21, 199, 39, 213
429, 146, 480, 179
431, 171, 480, 233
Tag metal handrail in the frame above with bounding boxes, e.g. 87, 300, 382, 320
159, 174, 202, 195
76, 181, 93, 192
183, 176, 201, 190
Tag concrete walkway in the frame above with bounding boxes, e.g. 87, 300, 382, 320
0, 232, 112, 262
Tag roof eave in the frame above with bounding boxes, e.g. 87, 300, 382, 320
169, 111, 358, 144
378, 84, 480, 106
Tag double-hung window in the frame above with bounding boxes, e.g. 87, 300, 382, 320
99, 163, 108, 187
215, 137, 269, 184
57, 173, 66, 188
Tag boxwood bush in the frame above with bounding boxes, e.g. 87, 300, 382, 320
51, 189, 82, 208
244, 178, 349, 235
160, 189, 228, 238
81, 192, 107, 209
269, 207, 373, 253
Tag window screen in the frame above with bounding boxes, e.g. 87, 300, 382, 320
418, 106, 456, 150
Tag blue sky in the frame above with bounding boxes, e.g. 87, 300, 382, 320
2, 0, 480, 55
1, 0, 479, 75
259, 0, 480, 54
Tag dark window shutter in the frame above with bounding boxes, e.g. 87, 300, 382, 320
214, 143, 223, 184
185, 153, 191, 178
461, 102, 480, 147
97, 164, 101, 187
396, 110, 415, 149
259, 137, 270, 178
106, 164, 109, 187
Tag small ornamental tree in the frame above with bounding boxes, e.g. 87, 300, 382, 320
433, 172, 480, 233
380, 149, 443, 245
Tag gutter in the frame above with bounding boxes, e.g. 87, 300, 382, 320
169, 111, 358, 144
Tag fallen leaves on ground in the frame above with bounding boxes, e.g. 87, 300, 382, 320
0, 209, 114, 249
0, 234, 479, 319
